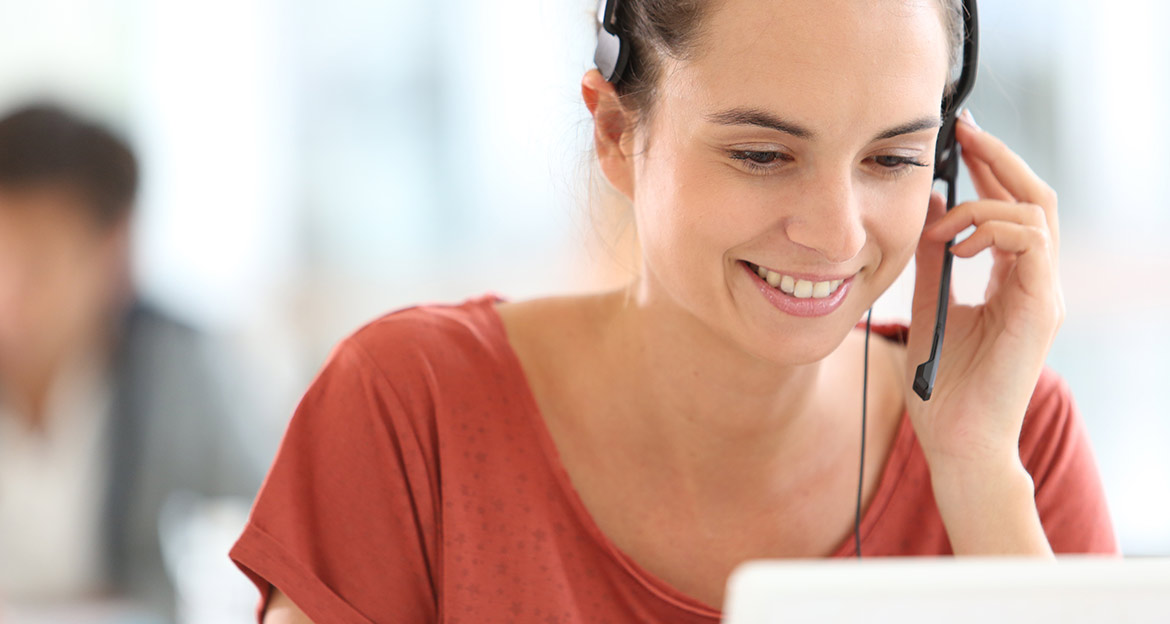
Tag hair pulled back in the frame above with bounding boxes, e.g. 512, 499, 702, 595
604, 0, 966, 126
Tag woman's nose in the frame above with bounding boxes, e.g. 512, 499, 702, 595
783, 172, 866, 264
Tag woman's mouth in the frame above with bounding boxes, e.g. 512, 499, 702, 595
741, 260, 854, 317
743, 261, 847, 299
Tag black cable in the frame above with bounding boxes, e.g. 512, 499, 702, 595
855, 307, 873, 558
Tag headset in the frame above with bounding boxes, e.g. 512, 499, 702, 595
915, 0, 980, 402
594, 0, 979, 557
594, 0, 630, 83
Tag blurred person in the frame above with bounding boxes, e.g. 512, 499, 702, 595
233, 0, 1117, 622
0, 103, 264, 617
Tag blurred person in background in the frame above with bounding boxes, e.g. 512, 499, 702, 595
0, 103, 264, 618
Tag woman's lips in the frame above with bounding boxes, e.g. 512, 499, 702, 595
742, 260, 853, 318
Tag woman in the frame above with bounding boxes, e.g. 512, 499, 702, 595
233, 0, 1117, 621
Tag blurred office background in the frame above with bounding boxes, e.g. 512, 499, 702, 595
0, 0, 1165, 620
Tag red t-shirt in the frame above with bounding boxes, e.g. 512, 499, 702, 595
230, 295, 1118, 623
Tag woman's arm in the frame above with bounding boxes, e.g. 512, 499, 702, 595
230, 333, 443, 621
263, 589, 316, 624
929, 458, 1053, 555
905, 110, 1065, 556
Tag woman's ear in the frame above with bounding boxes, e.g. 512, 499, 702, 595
582, 69, 636, 200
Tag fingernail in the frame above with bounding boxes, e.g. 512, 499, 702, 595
959, 108, 980, 130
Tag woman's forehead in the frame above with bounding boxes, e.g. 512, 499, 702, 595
658, 0, 950, 136
697, 0, 949, 56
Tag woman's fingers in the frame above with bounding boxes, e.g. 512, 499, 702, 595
949, 220, 1048, 257
954, 113, 1052, 205
923, 199, 1049, 245
923, 198, 1059, 301
947, 220, 1054, 297
985, 247, 1016, 300
954, 113, 1060, 250
960, 147, 1012, 202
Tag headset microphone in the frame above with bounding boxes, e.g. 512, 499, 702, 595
913, 0, 980, 402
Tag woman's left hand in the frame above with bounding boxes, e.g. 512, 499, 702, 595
904, 110, 1065, 476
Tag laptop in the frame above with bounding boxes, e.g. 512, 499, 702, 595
721, 556, 1170, 623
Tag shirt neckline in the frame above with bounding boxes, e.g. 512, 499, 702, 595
472, 294, 918, 618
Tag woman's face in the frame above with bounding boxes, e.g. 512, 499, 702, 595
630, 0, 951, 364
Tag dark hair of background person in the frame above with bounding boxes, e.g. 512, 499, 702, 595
0, 103, 138, 227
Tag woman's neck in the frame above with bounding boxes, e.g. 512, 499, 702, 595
589, 285, 865, 499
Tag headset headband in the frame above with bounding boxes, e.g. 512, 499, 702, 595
934, 0, 980, 169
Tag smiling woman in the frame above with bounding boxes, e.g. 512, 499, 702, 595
230, 0, 1117, 622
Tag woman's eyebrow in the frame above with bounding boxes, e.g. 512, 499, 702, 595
705, 108, 813, 139
705, 107, 941, 142
871, 115, 942, 141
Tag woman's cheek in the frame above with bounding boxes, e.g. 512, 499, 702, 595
637, 153, 727, 262
877, 185, 934, 273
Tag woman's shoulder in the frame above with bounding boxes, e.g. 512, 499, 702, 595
347, 293, 506, 357
274, 293, 554, 453
327, 293, 526, 378
339, 292, 609, 380
301, 294, 523, 413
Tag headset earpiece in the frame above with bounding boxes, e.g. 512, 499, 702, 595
933, 0, 979, 178
594, 0, 630, 83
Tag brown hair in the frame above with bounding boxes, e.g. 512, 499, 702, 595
605, 0, 965, 126
0, 102, 138, 228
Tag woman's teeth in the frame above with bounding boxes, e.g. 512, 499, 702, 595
754, 264, 844, 299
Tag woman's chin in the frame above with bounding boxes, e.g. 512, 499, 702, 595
732, 323, 854, 368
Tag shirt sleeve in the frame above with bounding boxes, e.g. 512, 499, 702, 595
1019, 368, 1120, 555
229, 336, 441, 623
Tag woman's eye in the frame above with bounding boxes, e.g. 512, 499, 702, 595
727, 151, 927, 176
729, 150, 789, 170
872, 155, 929, 170
743, 151, 779, 164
